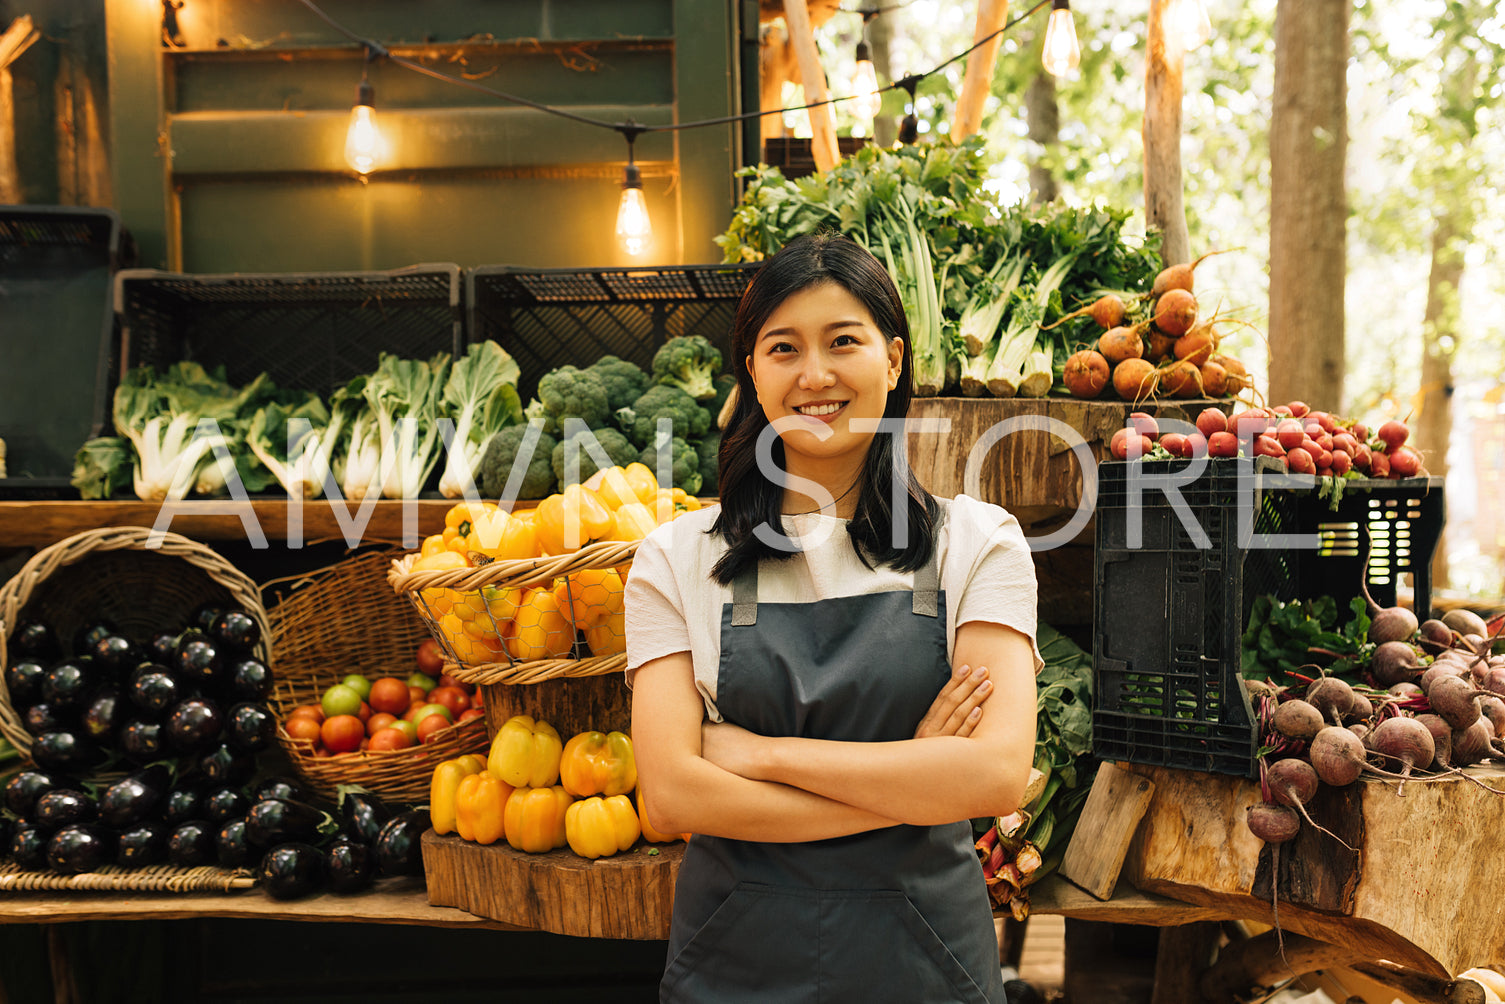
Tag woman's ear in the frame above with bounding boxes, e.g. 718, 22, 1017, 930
887, 338, 904, 391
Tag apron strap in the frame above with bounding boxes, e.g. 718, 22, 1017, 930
911, 503, 946, 617
730, 564, 759, 626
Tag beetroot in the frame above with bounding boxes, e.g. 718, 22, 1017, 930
1347, 693, 1373, 723
1420, 661, 1464, 692
1442, 608, 1489, 638
1309, 726, 1365, 787
1417, 619, 1453, 655
1265, 758, 1352, 849
1414, 714, 1453, 771
1370, 716, 1435, 795
1387, 682, 1423, 698
1370, 641, 1424, 687
1305, 677, 1355, 725
1427, 673, 1485, 731
1245, 802, 1300, 844
1272, 700, 1324, 743
1451, 718, 1491, 767
1480, 696, 1505, 736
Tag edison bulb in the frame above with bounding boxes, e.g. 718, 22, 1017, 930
1041, 5, 1081, 78
344, 103, 381, 175
851, 43, 882, 121
616, 185, 652, 257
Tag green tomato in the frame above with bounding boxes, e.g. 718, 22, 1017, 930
340, 674, 372, 701
321, 683, 362, 719
407, 672, 437, 693
415, 702, 453, 723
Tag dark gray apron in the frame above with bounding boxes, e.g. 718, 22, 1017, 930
661, 512, 1005, 1002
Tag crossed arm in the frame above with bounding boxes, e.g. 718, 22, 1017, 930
630, 621, 1038, 842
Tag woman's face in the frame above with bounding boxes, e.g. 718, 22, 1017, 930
746, 281, 904, 467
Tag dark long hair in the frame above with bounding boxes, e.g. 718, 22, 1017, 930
710, 231, 938, 584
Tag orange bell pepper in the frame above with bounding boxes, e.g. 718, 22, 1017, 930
565, 794, 641, 859
559, 730, 637, 798
488, 715, 563, 788
504, 784, 573, 853
612, 501, 659, 542
585, 609, 627, 658
454, 771, 513, 845
504, 588, 576, 661
534, 484, 615, 554
430, 754, 488, 835
636, 787, 687, 844
438, 611, 508, 665
463, 508, 538, 562
552, 567, 623, 631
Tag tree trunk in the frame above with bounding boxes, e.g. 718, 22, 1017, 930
1026, 70, 1059, 205
869, 11, 896, 147
951, 0, 1010, 143
782, 0, 839, 172
1417, 214, 1463, 589
1268, 0, 1350, 411
1143, 0, 1190, 267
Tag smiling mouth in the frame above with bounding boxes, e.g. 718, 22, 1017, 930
794, 401, 847, 417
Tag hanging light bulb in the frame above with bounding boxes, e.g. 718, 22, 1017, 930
1041, 0, 1081, 79
897, 75, 919, 145
344, 53, 382, 175
1166, 0, 1213, 52
615, 127, 652, 257
851, 41, 883, 121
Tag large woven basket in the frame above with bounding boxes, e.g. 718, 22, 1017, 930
0, 526, 272, 762
266, 548, 488, 802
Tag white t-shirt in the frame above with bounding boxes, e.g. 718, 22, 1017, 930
624, 494, 1043, 723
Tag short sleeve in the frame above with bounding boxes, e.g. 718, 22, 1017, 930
946, 495, 1045, 675
623, 525, 693, 687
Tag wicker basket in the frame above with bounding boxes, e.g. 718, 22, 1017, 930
266, 548, 488, 803
0, 527, 272, 763
0, 861, 255, 892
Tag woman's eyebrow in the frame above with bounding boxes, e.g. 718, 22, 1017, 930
757, 319, 867, 342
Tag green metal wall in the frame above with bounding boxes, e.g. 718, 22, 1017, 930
103, 0, 746, 271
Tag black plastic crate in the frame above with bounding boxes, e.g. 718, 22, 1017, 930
1092, 457, 1445, 777
0, 206, 124, 491
467, 264, 759, 401
114, 264, 463, 399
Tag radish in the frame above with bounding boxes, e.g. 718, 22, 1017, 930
1352, 442, 1372, 471
1387, 445, 1423, 478
1109, 428, 1154, 460
1062, 350, 1111, 399
1271, 405, 1293, 418
1368, 451, 1390, 477
1331, 432, 1359, 455
1149, 249, 1229, 298
1207, 431, 1238, 458
1127, 412, 1159, 438
1370, 716, 1435, 795
1098, 327, 1144, 366
1198, 360, 1229, 397
1286, 401, 1311, 419
1309, 726, 1366, 786
1285, 447, 1316, 475
1153, 289, 1198, 338
1308, 411, 1337, 434
1272, 699, 1324, 742
1264, 758, 1353, 849
1196, 408, 1227, 437
1370, 640, 1424, 688
1275, 420, 1305, 452
1254, 435, 1286, 460
1377, 420, 1409, 450
1159, 433, 1190, 458
1330, 450, 1352, 475
1112, 358, 1158, 402
1305, 677, 1355, 726
1185, 432, 1208, 458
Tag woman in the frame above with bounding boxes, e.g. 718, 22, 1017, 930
626, 232, 1041, 1002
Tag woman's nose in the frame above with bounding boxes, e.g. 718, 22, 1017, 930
798, 351, 835, 389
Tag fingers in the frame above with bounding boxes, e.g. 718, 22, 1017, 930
940, 668, 991, 736
954, 705, 983, 738
915, 664, 992, 739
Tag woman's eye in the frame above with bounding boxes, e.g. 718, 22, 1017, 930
833, 334, 858, 347
768, 342, 795, 354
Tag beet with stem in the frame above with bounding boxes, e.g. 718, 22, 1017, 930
1272, 700, 1325, 743
1305, 677, 1355, 726
1264, 757, 1354, 849
1369, 717, 1435, 796
1309, 727, 1365, 787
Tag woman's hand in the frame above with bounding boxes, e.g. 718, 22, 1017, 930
700, 720, 765, 780
913, 663, 992, 740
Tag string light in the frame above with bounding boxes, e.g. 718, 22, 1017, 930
343, 47, 382, 175
1166, 0, 1213, 52
1041, 0, 1081, 78
897, 76, 920, 145
850, 14, 882, 121
614, 126, 652, 257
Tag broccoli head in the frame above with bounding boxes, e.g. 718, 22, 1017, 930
618, 384, 712, 448
535, 366, 610, 432
695, 432, 720, 496
551, 423, 639, 486
651, 335, 722, 401
586, 355, 651, 412
479, 421, 558, 500
639, 436, 702, 496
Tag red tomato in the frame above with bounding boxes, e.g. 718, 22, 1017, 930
428, 685, 471, 717
366, 712, 398, 735
368, 677, 410, 716
407, 685, 429, 708
285, 716, 322, 743
457, 707, 486, 724
416, 714, 451, 744
321, 714, 365, 754
287, 704, 325, 724
416, 638, 445, 677
369, 727, 413, 751
356, 701, 372, 724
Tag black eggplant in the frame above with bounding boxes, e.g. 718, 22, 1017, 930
245, 798, 326, 847
99, 765, 171, 828
4, 659, 46, 706
22, 703, 65, 737
41, 661, 93, 714
189, 604, 225, 635
215, 818, 262, 868
11, 620, 60, 660
128, 670, 180, 719
203, 786, 250, 825
167, 820, 216, 867
4, 769, 68, 818
9, 823, 49, 870
165, 698, 222, 752
324, 837, 376, 893
339, 790, 392, 847
30, 731, 103, 774
257, 842, 324, 900
119, 719, 168, 763
73, 620, 118, 656
374, 809, 430, 877
176, 639, 225, 690
162, 786, 206, 827
116, 822, 169, 869
47, 824, 113, 874
224, 703, 276, 753
210, 610, 260, 653
198, 741, 255, 786
34, 790, 97, 832
91, 635, 137, 676
252, 777, 309, 804
229, 659, 273, 702
81, 686, 128, 742
148, 632, 179, 664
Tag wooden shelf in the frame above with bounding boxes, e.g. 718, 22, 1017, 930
1020, 874, 1234, 928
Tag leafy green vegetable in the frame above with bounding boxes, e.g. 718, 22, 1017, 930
246, 394, 336, 499
1241, 594, 1373, 685
365, 352, 451, 500
71, 437, 134, 500
438, 342, 523, 499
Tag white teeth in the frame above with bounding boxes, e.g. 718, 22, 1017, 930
796, 402, 844, 416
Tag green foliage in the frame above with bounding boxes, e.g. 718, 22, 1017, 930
1241, 595, 1373, 686
586, 355, 651, 412
639, 436, 702, 495
479, 422, 558, 501
617, 385, 712, 448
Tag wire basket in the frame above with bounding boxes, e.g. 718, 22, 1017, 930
386, 540, 640, 687
265, 548, 488, 802
0, 527, 272, 765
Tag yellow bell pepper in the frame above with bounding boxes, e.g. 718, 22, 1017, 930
463, 508, 538, 562
504, 785, 573, 853
438, 611, 508, 665
593, 467, 639, 511
622, 463, 660, 504
612, 501, 659, 543
445, 500, 498, 534
488, 715, 563, 788
565, 794, 641, 859
636, 787, 687, 843
552, 567, 623, 631
455, 771, 513, 846
504, 587, 577, 661
534, 484, 615, 554
430, 754, 488, 836
412, 549, 470, 619
585, 609, 627, 658
452, 584, 522, 630
671, 487, 702, 511
559, 730, 638, 798
420, 534, 448, 558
